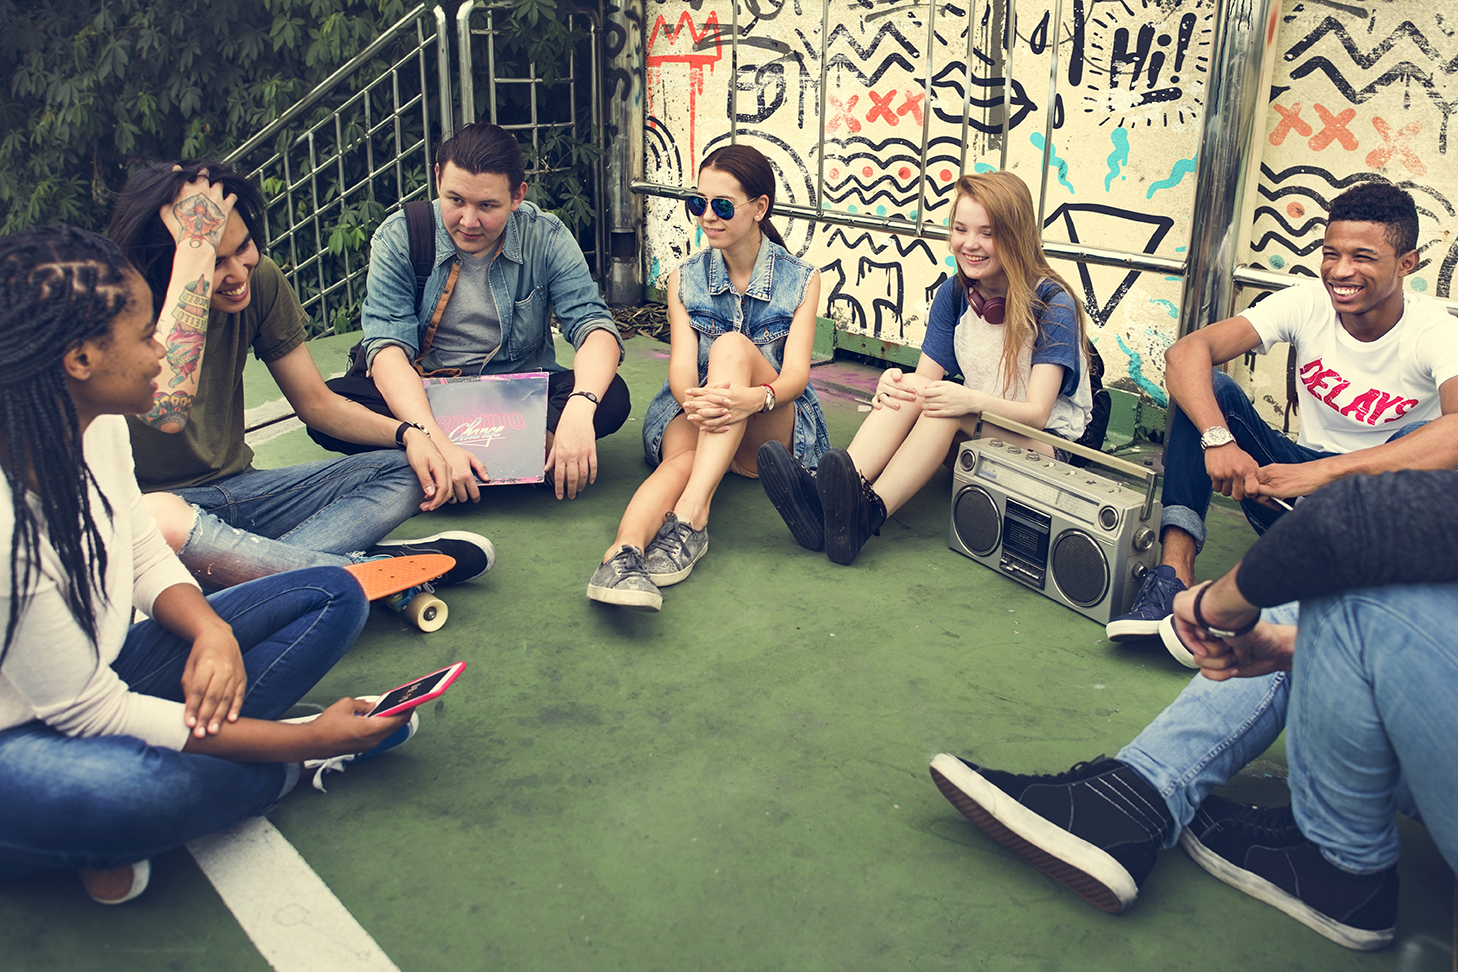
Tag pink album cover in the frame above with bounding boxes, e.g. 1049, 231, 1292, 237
422, 372, 549, 485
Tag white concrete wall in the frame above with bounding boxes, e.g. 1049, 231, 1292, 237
639, 0, 1458, 414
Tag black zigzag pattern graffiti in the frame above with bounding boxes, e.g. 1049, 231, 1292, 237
1251, 207, 1328, 238
1283, 17, 1458, 72
824, 21, 919, 62
1249, 232, 1324, 256
824, 229, 940, 264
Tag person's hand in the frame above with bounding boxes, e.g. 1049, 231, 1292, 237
684, 381, 756, 432
545, 400, 598, 499
1255, 461, 1330, 508
438, 439, 486, 503
299, 697, 412, 760
1170, 579, 1292, 680
402, 429, 451, 511
1204, 442, 1261, 502
871, 368, 920, 411
160, 168, 235, 253
180, 624, 246, 738
921, 380, 984, 418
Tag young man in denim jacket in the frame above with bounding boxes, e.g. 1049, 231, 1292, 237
317, 123, 631, 502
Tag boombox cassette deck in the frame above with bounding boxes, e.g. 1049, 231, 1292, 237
949, 414, 1161, 625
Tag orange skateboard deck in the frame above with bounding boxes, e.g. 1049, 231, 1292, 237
344, 555, 456, 632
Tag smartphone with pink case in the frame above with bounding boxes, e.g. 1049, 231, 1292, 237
366, 662, 467, 717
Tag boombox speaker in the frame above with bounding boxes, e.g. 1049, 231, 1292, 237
949, 413, 1161, 625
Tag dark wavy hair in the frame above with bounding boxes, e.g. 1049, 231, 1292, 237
1328, 181, 1419, 255
436, 123, 526, 190
699, 144, 787, 249
0, 225, 132, 656
107, 159, 266, 316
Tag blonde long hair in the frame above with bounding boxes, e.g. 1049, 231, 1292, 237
951, 171, 1090, 395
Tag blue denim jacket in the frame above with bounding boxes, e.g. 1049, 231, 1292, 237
359, 200, 622, 374
641, 235, 831, 467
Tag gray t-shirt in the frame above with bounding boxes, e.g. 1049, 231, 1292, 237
431, 248, 502, 370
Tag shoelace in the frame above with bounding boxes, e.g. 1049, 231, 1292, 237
1220, 802, 1302, 839
306, 755, 356, 792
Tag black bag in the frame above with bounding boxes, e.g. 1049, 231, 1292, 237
344, 200, 437, 377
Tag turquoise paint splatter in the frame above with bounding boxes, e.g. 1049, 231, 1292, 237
1147, 157, 1197, 199
909, 209, 919, 220
1268, 255, 1286, 269
1412, 277, 1429, 292
945, 255, 956, 267
1104, 128, 1130, 191
1176, 246, 1187, 253
1150, 299, 1178, 319
1029, 133, 1074, 193
695, 225, 703, 247
650, 256, 661, 285
973, 162, 996, 174
875, 204, 887, 216
847, 204, 858, 213
1115, 335, 1169, 407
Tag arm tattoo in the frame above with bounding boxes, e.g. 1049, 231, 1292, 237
172, 194, 227, 249
139, 276, 209, 431
141, 391, 193, 433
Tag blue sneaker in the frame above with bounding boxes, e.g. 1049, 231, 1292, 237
1106, 565, 1186, 641
295, 698, 420, 792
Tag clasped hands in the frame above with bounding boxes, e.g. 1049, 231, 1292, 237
1170, 575, 1294, 681
684, 381, 762, 432
869, 368, 984, 417
1204, 442, 1322, 510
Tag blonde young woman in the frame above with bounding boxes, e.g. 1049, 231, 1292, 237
759, 170, 1095, 565
587, 144, 829, 611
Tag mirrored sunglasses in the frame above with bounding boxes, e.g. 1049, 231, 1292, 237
685, 194, 736, 220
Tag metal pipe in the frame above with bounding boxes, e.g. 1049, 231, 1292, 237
1035, 0, 1063, 229
631, 179, 1185, 274
729, 0, 738, 145
1177, 0, 1277, 336
228, 4, 435, 162
1232, 265, 1458, 317
435, 6, 454, 142
913, 0, 936, 235
957, 0, 975, 177
1001, 0, 1013, 171
457, 1, 478, 123
813, 0, 830, 212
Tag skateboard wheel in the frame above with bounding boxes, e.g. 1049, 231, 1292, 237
403, 593, 448, 632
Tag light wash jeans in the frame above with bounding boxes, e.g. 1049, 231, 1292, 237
1118, 593, 1449, 874
171, 451, 424, 589
0, 567, 368, 879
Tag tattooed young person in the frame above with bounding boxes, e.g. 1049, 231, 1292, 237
108, 161, 495, 590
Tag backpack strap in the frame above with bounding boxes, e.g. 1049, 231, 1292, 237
403, 199, 436, 308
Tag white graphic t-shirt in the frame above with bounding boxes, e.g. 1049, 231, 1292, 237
1243, 283, 1458, 453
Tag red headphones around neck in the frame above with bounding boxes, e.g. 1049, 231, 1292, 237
966, 283, 1006, 325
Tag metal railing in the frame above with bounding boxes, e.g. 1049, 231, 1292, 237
226, 5, 452, 337
457, 1, 607, 278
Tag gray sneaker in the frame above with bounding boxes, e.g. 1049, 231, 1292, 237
642, 512, 709, 586
586, 545, 662, 611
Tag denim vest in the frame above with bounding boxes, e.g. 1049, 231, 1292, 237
641, 235, 832, 467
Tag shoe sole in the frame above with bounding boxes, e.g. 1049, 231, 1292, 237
818, 451, 866, 566
758, 445, 824, 551
644, 539, 707, 587
929, 754, 1138, 914
1105, 617, 1164, 642
1158, 616, 1199, 669
1178, 830, 1394, 950
586, 582, 662, 612
372, 531, 496, 585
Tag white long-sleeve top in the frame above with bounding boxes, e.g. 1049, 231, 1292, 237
0, 415, 199, 748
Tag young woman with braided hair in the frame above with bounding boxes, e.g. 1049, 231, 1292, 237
0, 225, 417, 905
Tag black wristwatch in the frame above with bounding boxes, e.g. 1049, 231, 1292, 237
395, 421, 427, 449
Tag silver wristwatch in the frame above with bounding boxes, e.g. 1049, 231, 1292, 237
760, 383, 776, 413
1199, 426, 1236, 451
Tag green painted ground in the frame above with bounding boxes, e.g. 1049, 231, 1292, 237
1, 336, 1451, 971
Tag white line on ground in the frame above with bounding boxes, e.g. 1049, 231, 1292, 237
188, 818, 401, 972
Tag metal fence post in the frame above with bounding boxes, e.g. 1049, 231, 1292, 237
607, 0, 645, 303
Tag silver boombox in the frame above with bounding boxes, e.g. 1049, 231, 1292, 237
949, 413, 1162, 624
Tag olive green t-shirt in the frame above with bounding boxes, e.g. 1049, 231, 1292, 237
127, 257, 308, 491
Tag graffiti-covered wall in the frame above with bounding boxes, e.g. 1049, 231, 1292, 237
635, 0, 1458, 412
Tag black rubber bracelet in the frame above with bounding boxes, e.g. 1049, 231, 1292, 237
1193, 582, 1259, 639
569, 390, 600, 405
395, 421, 427, 448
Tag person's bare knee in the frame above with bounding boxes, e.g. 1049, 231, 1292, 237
143, 492, 198, 552
705, 331, 757, 377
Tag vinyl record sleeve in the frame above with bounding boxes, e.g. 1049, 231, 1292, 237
422, 372, 549, 484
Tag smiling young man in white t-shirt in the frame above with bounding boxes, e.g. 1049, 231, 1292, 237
1107, 180, 1458, 644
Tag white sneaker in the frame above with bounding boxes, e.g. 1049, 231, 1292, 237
1158, 615, 1198, 669
286, 696, 420, 791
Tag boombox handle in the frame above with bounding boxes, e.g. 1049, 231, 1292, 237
977, 412, 1159, 523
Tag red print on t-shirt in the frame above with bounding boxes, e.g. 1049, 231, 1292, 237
1297, 359, 1417, 425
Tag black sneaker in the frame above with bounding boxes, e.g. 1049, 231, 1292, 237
817, 448, 886, 566
929, 753, 1172, 913
757, 440, 823, 551
1180, 796, 1398, 950
1105, 564, 1186, 641
366, 531, 496, 586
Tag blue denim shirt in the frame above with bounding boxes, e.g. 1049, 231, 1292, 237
641, 235, 831, 467
359, 199, 622, 374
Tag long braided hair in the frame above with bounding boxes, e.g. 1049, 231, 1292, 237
0, 225, 133, 658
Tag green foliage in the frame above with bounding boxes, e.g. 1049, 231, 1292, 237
0, 0, 409, 233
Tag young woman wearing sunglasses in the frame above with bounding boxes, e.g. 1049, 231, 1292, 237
587, 144, 829, 611
758, 170, 1096, 565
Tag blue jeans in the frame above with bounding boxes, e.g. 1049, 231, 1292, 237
1160, 371, 1423, 552
0, 567, 368, 880
1118, 597, 1436, 873
172, 451, 424, 589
